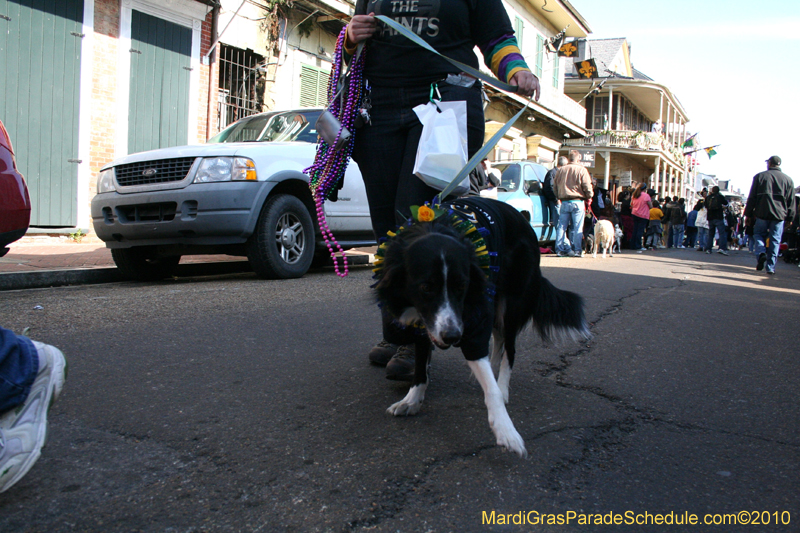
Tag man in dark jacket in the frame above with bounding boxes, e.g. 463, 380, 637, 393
704, 186, 730, 255
744, 155, 796, 275
542, 156, 566, 241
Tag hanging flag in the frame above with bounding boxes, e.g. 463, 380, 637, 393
704, 146, 717, 158
681, 133, 697, 149
575, 58, 598, 79
559, 40, 578, 57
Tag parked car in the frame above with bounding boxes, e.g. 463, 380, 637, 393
91, 109, 375, 280
492, 160, 553, 242
0, 119, 31, 257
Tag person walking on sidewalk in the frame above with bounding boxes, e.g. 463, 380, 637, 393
704, 186, 730, 255
542, 156, 566, 241
0, 326, 67, 493
554, 150, 593, 257
685, 201, 699, 248
744, 155, 796, 275
630, 183, 652, 251
670, 198, 688, 248
695, 200, 709, 250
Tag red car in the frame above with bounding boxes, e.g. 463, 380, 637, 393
0, 119, 30, 257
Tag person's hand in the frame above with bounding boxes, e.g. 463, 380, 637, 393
347, 13, 378, 45
510, 70, 540, 101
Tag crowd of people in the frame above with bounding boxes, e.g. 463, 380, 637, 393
545, 154, 798, 268
614, 184, 745, 255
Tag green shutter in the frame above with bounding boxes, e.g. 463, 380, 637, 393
128, 10, 192, 154
514, 17, 523, 49
552, 54, 559, 88
300, 65, 331, 107
535, 35, 544, 78
0, 0, 83, 226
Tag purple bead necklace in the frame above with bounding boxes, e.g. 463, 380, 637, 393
305, 27, 366, 278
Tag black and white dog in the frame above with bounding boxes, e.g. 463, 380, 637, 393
373, 197, 590, 457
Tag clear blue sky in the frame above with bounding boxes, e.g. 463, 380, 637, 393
570, 0, 799, 194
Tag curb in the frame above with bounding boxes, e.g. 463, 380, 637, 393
0, 253, 375, 291
0, 268, 124, 291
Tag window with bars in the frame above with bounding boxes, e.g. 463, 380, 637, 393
299, 65, 331, 108
218, 45, 265, 130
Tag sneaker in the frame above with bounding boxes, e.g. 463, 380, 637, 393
706, 250, 712, 254
575, 251, 584, 258
368, 340, 398, 366
767, 271, 775, 276
385, 344, 415, 381
0, 341, 67, 493
756, 253, 766, 271
717, 250, 729, 256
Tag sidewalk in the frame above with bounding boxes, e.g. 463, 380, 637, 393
0, 237, 376, 291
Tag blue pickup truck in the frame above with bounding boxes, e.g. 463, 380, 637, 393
493, 161, 555, 242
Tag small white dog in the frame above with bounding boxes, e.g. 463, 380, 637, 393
613, 224, 624, 254
592, 219, 615, 258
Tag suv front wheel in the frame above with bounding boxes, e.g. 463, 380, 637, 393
247, 194, 315, 279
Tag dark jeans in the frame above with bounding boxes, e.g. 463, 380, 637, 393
0, 326, 37, 414
685, 226, 698, 247
632, 215, 649, 250
352, 81, 485, 240
705, 218, 728, 251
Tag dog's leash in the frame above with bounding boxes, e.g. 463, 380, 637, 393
374, 15, 535, 203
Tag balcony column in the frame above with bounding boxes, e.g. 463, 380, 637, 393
666, 102, 672, 146
604, 150, 611, 190
661, 160, 668, 198
653, 155, 661, 192
670, 166, 676, 197
658, 92, 664, 127
608, 87, 614, 130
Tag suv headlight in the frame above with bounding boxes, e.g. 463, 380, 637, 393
194, 157, 257, 183
97, 169, 116, 193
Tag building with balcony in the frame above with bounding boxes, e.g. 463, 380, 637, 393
561, 37, 693, 202
0, 0, 591, 235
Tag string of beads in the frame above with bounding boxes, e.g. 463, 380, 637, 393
304, 27, 366, 277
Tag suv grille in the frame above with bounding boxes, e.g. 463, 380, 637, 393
115, 157, 197, 187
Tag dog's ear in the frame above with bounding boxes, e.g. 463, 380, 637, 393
375, 243, 409, 316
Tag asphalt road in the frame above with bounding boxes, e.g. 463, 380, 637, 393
0, 249, 798, 533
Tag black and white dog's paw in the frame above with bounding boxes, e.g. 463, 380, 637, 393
387, 399, 422, 416
387, 384, 426, 416
491, 414, 527, 458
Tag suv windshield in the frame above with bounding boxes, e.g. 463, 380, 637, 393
494, 163, 521, 192
207, 110, 321, 144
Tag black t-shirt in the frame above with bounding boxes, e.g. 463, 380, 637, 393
355, 0, 514, 86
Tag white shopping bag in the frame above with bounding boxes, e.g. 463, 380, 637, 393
412, 100, 469, 196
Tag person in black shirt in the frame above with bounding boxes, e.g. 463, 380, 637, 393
542, 156, 566, 241
704, 186, 730, 255
744, 155, 796, 275
347, 0, 540, 379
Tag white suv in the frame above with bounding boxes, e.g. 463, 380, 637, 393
91, 109, 374, 280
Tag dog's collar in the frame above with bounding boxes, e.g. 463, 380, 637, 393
372, 204, 493, 283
